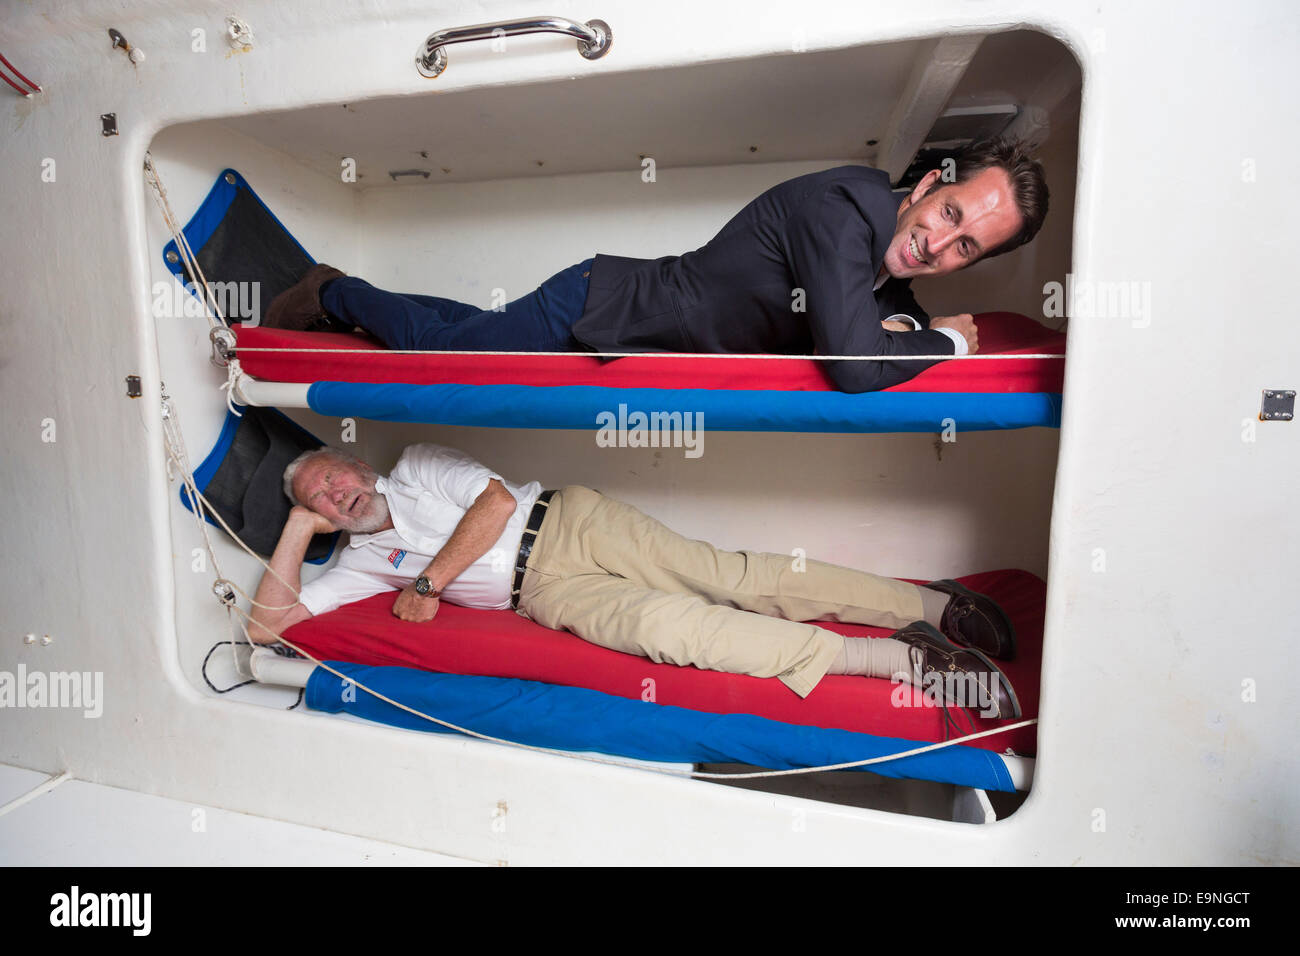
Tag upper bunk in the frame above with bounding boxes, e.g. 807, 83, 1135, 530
165, 167, 1067, 433
232, 312, 1064, 432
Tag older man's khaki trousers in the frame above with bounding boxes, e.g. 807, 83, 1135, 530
516, 486, 926, 697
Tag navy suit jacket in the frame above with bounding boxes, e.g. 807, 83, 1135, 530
572, 165, 954, 392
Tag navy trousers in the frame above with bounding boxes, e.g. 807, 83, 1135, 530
319, 258, 595, 351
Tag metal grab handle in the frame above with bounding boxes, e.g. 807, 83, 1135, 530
415, 15, 613, 78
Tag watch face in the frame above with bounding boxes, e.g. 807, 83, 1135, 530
415, 576, 431, 595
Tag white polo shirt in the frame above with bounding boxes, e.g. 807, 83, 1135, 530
297, 444, 543, 616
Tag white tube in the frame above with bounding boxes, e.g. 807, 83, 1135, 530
999, 755, 1035, 791
249, 647, 316, 688
0, 770, 74, 818
233, 377, 311, 408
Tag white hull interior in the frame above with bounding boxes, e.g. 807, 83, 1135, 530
1, 0, 1295, 865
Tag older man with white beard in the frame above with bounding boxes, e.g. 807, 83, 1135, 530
248, 443, 1021, 719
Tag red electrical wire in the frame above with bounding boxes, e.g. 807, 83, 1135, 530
0, 51, 41, 94
0, 70, 29, 96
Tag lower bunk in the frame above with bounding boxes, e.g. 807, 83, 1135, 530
268, 569, 1043, 794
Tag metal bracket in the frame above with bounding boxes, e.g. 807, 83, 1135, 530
125, 374, 142, 398
212, 580, 237, 606
107, 27, 143, 63
100, 113, 118, 136
1260, 389, 1295, 421
226, 17, 254, 49
210, 327, 237, 368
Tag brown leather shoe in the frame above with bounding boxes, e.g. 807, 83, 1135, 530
892, 621, 1021, 721
925, 579, 1017, 660
262, 264, 346, 331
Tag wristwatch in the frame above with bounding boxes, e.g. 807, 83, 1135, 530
414, 576, 441, 598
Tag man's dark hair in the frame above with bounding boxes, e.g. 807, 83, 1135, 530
941, 137, 1050, 260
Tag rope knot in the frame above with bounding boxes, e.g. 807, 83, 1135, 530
219, 359, 245, 417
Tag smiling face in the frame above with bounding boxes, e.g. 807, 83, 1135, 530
882, 166, 1025, 280
293, 453, 393, 534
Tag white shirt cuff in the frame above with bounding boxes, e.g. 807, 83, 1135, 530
884, 313, 922, 332
933, 325, 969, 356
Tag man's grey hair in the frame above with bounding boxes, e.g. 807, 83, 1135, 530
282, 446, 374, 505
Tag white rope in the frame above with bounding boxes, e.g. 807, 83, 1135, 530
234, 345, 1065, 362
161, 407, 255, 684
161, 399, 296, 686
219, 359, 246, 418
143, 152, 228, 333
161, 394, 1035, 781
687, 719, 1038, 779
161, 413, 300, 614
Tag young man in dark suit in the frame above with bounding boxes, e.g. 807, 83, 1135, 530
265, 139, 1047, 393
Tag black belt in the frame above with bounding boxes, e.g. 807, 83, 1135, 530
511, 489, 556, 608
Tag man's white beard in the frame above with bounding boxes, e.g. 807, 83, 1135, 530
336, 489, 391, 534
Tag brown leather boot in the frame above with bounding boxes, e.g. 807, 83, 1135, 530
925, 579, 1017, 660
262, 264, 346, 331
892, 621, 1021, 721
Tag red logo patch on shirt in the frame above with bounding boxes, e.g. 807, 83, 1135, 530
388, 548, 407, 569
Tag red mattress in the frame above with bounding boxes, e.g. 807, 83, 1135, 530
283, 568, 1042, 756
236, 312, 1064, 395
